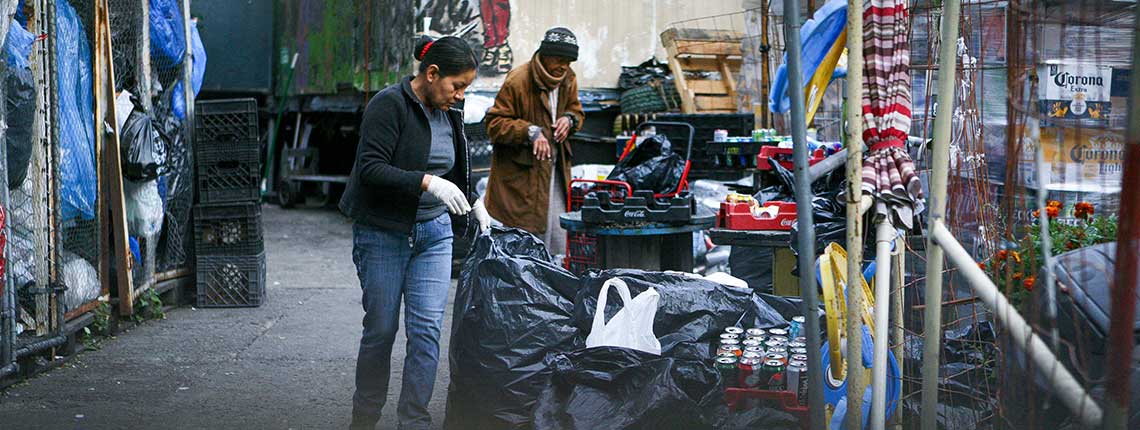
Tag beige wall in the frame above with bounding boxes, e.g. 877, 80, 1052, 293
473, 0, 747, 89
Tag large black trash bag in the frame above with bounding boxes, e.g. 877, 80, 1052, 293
4, 57, 35, 190
619, 58, 672, 91
120, 97, 168, 181
723, 406, 800, 430
753, 158, 847, 260
575, 270, 798, 356
607, 135, 686, 195
900, 323, 998, 429
444, 227, 584, 430
532, 346, 728, 430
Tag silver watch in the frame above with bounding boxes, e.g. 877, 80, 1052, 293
528, 125, 543, 142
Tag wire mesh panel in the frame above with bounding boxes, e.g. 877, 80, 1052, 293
52, 0, 104, 319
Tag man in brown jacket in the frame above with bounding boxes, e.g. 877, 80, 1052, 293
484, 27, 584, 255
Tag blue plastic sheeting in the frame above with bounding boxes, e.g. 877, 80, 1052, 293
4, 19, 33, 68
150, 0, 186, 69
769, 0, 847, 114
57, 0, 98, 222
172, 20, 205, 120
14, 0, 26, 27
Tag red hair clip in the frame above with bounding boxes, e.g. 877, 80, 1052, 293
420, 41, 434, 60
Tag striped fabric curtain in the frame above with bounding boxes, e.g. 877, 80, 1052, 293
860, 0, 924, 230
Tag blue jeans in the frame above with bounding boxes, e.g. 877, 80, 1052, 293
350, 214, 453, 430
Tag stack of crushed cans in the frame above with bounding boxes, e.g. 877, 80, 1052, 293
714, 316, 809, 405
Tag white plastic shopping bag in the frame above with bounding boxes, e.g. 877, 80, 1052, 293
585, 278, 662, 355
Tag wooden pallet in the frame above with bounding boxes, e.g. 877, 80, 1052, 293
660, 28, 746, 114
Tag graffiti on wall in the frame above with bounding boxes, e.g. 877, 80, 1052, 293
415, 0, 514, 76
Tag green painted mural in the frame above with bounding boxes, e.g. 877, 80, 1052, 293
276, 0, 414, 96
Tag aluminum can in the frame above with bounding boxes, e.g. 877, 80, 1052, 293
714, 129, 729, 142
744, 346, 765, 355
746, 328, 767, 338
742, 338, 763, 349
738, 357, 762, 388
787, 361, 808, 404
717, 344, 742, 357
720, 333, 740, 342
763, 359, 787, 390
791, 354, 808, 363
725, 326, 745, 335
717, 356, 739, 388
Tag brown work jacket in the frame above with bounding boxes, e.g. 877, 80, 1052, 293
484, 60, 585, 234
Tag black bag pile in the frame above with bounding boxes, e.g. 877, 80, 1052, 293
445, 229, 805, 430
444, 228, 583, 430
607, 135, 686, 196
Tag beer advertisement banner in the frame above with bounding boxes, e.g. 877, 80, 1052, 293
1023, 126, 1125, 189
1038, 63, 1113, 120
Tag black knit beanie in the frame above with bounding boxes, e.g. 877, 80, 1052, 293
539, 27, 578, 61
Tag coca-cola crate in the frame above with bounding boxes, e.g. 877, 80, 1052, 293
193, 203, 263, 255
581, 190, 695, 224
755, 146, 825, 171
717, 201, 797, 231
196, 252, 266, 308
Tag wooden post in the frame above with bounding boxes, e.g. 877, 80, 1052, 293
94, 0, 134, 316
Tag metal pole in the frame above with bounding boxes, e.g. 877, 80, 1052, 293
844, 0, 867, 427
782, 0, 827, 427
931, 223, 1103, 427
920, 0, 960, 428
870, 219, 894, 430
1103, 4, 1140, 428
890, 234, 906, 430
181, 0, 194, 189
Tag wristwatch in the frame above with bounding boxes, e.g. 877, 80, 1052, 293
528, 125, 543, 142
563, 113, 579, 131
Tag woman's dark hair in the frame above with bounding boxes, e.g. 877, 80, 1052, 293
414, 36, 477, 76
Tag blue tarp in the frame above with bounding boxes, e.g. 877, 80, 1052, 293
150, 0, 186, 69
4, 18, 33, 68
172, 19, 205, 120
57, 0, 98, 222
14, 0, 26, 27
769, 0, 848, 114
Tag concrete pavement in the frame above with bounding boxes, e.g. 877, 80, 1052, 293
0, 206, 454, 429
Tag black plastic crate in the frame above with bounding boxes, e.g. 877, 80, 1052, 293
197, 147, 261, 204
196, 252, 266, 308
581, 191, 695, 224
193, 203, 263, 255
195, 99, 259, 146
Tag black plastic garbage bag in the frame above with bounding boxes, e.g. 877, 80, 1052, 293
444, 227, 584, 430
532, 346, 728, 430
607, 135, 685, 195
723, 406, 800, 430
576, 270, 800, 356
753, 158, 847, 259
4, 57, 35, 190
619, 58, 672, 91
120, 99, 168, 181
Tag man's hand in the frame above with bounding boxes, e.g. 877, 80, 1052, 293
533, 134, 552, 161
554, 116, 572, 143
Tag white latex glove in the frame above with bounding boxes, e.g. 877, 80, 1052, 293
472, 198, 491, 232
425, 176, 471, 215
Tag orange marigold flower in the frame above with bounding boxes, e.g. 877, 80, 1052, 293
1048, 200, 1063, 209
1024, 276, 1036, 291
1011, 251, 1022, 264
1012, 272, 1024, 281
1066, 241, 1078, 250
996, 250, 1009, 261
978, 262, 987, 271
1046, 206, 1060, 218
1033, 209, 1041, 218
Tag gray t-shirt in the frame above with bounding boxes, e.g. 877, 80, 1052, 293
416, 105, 455, 221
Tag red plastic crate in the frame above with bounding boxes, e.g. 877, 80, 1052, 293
565, 180, 631, 274
717, 201, 798, 231
724, 388, 809, 427
755, 146, 825, 171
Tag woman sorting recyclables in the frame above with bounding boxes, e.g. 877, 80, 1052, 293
485, 27, 586, 256
338, 36, 491, 430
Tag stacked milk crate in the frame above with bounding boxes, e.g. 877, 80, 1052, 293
192, 99, 266, 307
